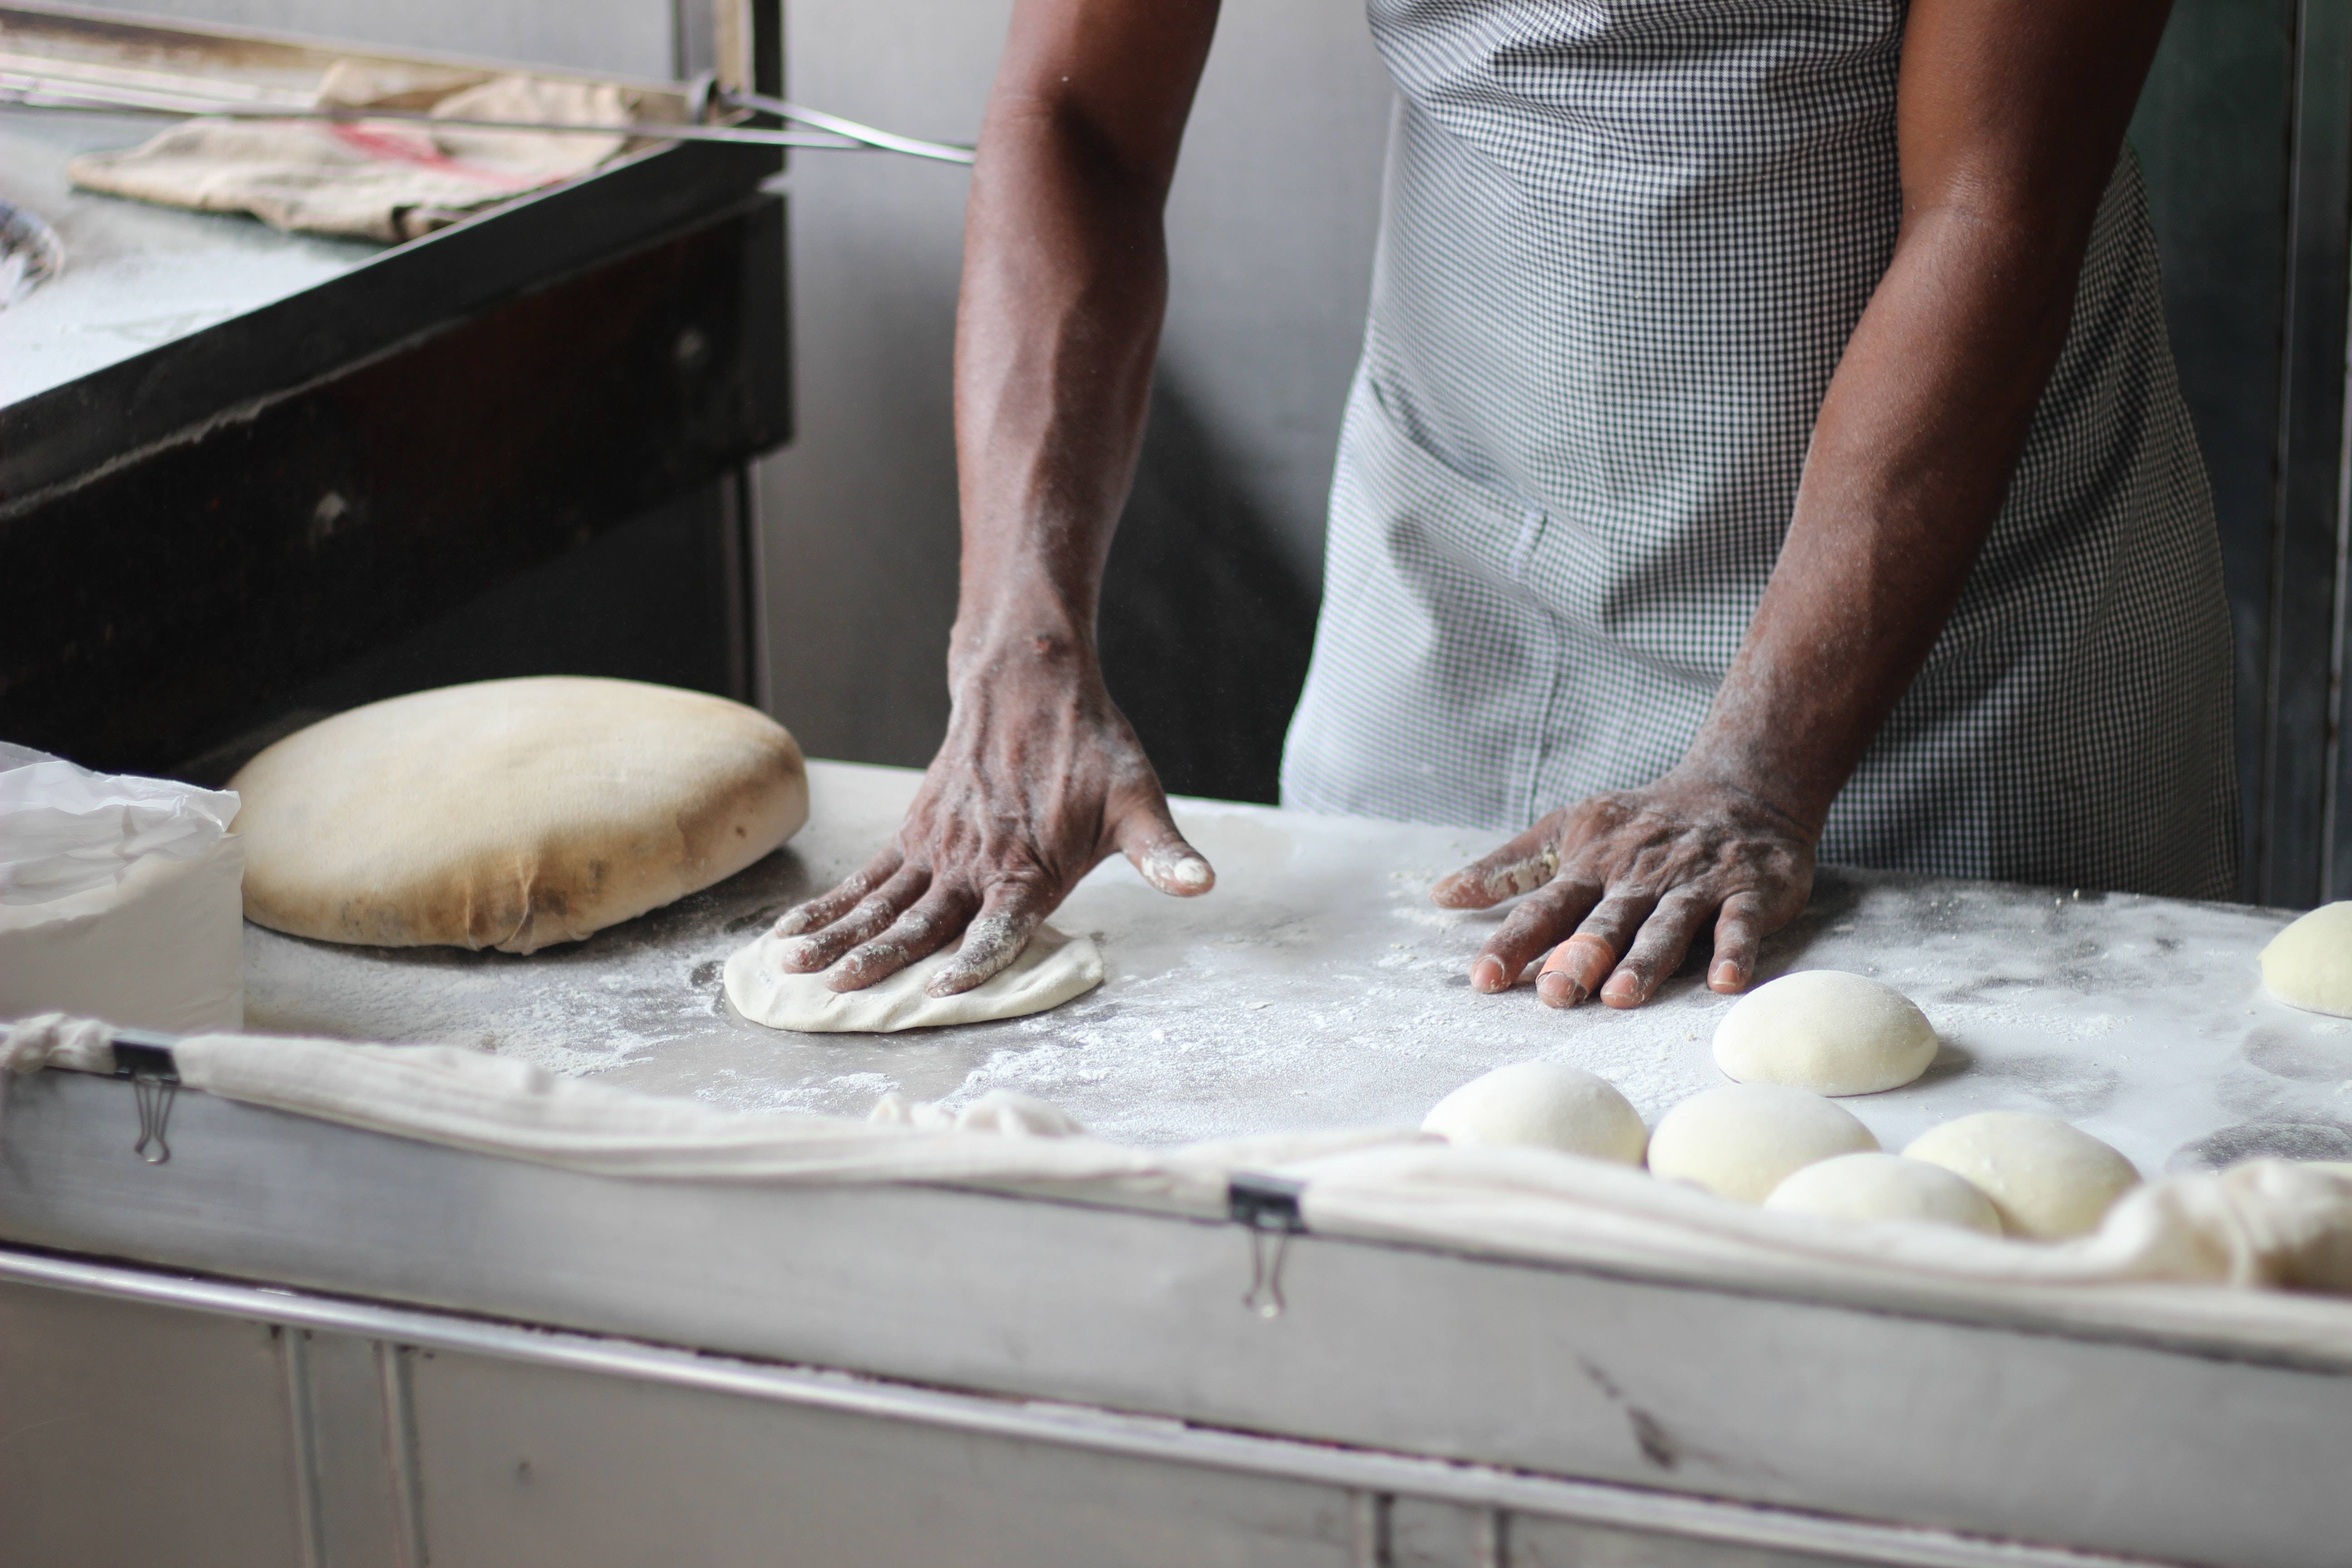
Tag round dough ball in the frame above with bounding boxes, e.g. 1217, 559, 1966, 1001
1646, 1083, 1879, 1203
231, 677, 806, 954
1422, 1062, 1647, 1164
1903, 1112, 2139, 1240
1713, 970, 1937, 1095
1764, 1152, 2001, 1235
2260, 902, 2352, 1019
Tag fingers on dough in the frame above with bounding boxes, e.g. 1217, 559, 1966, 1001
777, 848, 902, 938
828, 884, 979, 992
781, 863, 931, 972
726, 922, 1102, 1033
926, 880, 1052, 998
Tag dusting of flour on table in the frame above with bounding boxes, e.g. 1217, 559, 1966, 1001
245, 761, 2341, 1169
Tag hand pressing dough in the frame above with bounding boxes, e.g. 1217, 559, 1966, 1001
1904, 1111, 2139, 1240
1764, 1152, 2001, 1235
1422, 1061, 1647, 1164
232, 678, 806, 954
1646, 1083, 1878, 1203
1713, 970, 1937, 1095
2260, 902, 2352, 1018
725, 924, 1102, 1032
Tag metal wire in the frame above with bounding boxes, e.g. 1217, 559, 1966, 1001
0, 70, 974, 162
719, 88, 975, 165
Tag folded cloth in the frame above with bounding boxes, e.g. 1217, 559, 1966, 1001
67, 64, 639, 242
11, 1014, 2352, 1354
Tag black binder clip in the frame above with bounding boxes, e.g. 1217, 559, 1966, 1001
110, 1033, 181, 1166
1229, 1172, 1306, 1319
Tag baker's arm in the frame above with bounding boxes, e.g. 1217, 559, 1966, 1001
774, 0, 1223, 995
1435, 0, 2176, 1006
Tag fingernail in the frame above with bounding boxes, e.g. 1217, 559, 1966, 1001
1537, 971, 1582, 1008
1602, 972, 1641, 1007
1470, 956, 1504, 991
1170, 855, 1213, 892
1710, 960, 1741, 991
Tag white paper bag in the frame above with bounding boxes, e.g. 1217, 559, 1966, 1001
0, 746, 245, 1033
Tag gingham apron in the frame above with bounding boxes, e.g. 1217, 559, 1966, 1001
1280, 0, 2239, 898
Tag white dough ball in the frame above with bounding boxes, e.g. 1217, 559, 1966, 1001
2260, 902, 2352, 1019
1764, 1152, 2002, 1235
1903, 1112, 2140, 1240
1712, 970, 1937, 1095
1422, 1062, 1647, 1165
1645, 1083, 1879, 1203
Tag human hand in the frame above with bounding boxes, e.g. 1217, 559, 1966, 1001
1429, 771, 1814, 1009
769, 641, 1213, 996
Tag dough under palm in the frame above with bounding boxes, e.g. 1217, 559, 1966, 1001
725, 924, 1103, 1032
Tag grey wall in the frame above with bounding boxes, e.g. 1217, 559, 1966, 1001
764, 1, 1394, 797
74, 0, 1395, 800
71, 0, 671, 78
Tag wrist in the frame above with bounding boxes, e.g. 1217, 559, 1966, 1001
947, 593, 1098, 692
1663, 743, 1832, 843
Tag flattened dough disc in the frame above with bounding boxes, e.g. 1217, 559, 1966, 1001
725, 924, 1103, 1032
230, 677, 808, 954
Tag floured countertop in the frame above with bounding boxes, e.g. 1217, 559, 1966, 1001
245, 760, 2351, 1171
0, 108, 379, 407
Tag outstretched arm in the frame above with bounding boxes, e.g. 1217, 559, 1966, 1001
1436, 0, 2176, 1006
775, 0, 1225, 995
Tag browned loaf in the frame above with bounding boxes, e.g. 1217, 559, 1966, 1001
230, 677, 807, 953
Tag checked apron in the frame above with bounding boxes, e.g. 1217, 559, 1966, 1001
1281, 0, 2239, 897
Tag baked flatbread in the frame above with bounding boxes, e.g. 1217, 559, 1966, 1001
230, 677, 806, 953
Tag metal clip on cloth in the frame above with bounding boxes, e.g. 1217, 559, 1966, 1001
1229, 1173, 1307, 1319
108, 1030, 180, 1166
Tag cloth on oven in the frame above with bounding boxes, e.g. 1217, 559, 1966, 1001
66, 62, 639, 243
11, 1014, 2352, 1353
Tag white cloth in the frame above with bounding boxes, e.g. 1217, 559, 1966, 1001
0, 744, 238, 906
9, 1015, 2352, 1350
0, 753, 244, 1033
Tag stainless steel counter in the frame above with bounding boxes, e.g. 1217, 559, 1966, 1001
251, 760, 2349, 1178
14, 762, 2352, 1568
0, 108, 379, 406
